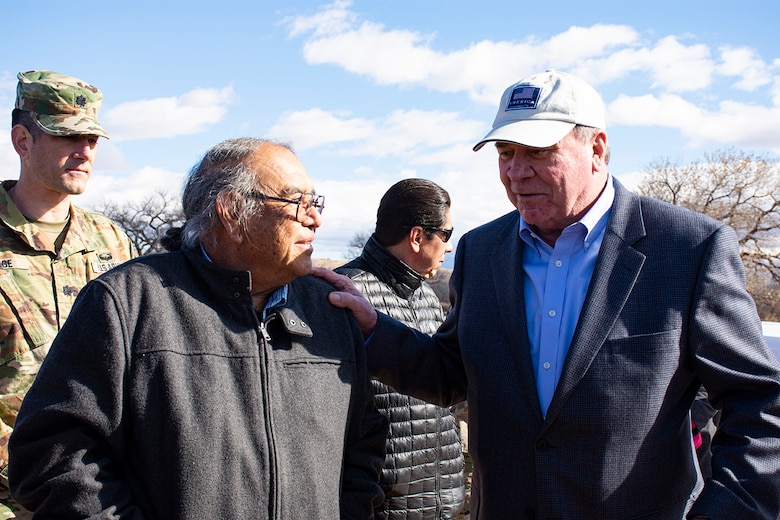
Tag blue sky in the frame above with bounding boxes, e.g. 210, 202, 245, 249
1, 0, 778, 262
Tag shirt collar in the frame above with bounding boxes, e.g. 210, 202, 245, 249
199, 242, 288, 317
263, 285, 288, 317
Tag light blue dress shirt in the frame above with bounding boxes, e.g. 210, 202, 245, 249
519, 176, 615, 417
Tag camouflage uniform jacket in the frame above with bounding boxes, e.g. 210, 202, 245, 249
0, 180, 135, 480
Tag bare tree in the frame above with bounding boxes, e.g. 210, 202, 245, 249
345, 231, 372, 259
637, 148, 780, 320
95, 191, 185, 256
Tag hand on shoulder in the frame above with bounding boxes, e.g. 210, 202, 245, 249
311, 267, 378, 336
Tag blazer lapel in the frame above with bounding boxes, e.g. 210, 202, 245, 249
544, 180, 648, 423
491, 213, 545, 419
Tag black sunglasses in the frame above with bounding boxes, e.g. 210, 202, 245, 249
421, 226, 453, 243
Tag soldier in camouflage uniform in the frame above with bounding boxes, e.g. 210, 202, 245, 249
0, 71, 136, 518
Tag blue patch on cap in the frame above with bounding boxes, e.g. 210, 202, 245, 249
506, 86, 541, 111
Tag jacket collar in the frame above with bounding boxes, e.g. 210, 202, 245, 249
182, 244, 313, 338
183, 243, 254, 304
360, 235, 425, 299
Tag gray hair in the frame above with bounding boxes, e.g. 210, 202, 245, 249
573, 125, 610, 165
178, 137, 292, 250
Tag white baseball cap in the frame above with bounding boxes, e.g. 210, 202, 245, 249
473, 70, 606, 151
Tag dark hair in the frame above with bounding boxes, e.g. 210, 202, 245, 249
162, 137, 293, 251
373, 178, 451, 247
11, 109, 43, 141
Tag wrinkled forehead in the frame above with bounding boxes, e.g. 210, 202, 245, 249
250, 144, 313, 195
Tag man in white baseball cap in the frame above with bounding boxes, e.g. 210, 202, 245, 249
317, 69, 780, 520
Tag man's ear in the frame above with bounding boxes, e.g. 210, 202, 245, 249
11, 125, 33, 159
592, 130, 608, 172
409, 226, 424, 254
215, 192, 244, 244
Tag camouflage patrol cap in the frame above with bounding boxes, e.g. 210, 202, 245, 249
15, 70, 110, 139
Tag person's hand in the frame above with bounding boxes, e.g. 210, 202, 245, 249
311, 267, 378, 337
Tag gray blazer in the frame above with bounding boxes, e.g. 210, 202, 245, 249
368, 179, 780, 519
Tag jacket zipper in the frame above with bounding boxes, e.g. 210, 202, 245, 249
259, 319, 279, 519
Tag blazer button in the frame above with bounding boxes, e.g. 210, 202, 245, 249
535, 438, 549, 451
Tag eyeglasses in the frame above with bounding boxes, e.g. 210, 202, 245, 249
247, 191, 325, 222
422, 226, 454, 243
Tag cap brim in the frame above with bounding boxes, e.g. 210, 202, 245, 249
34, 113, 110, 139
473, 120, 574, 151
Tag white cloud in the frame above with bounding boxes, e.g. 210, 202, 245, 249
773, 75, 780, 106
608, 93, 780, 153
310, 148, 507, 261
268, 108, 374, 148
348, 109, 484, 157
614, 170, 645, 192
718, 46, 774, 90
302, 20, 439, 86
442, 24, 633, 104
609, 93, 704, 127
284, 1, 778, 144
91, 139, 128, 171
693, 100, 780, 151
287, 3, 644, 104
310, 176, 388, 260
580, 34, 716, 93
269, 108, 485, 161
434, 156, 512, 234
527, 36, 715, 94
285, 0, 357, 39
286, 3, 728, 103
77, 166, 186, 210
102, 86, 237, 141
544, 25, 640, 83
644, 36, 714, 92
